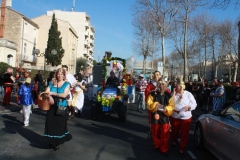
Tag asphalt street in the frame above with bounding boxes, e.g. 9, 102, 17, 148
0, 95, 218, 160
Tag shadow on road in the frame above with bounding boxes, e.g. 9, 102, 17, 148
1, 115, 49, 149
75, 122, 155, 160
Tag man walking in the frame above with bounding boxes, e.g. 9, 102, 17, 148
135, 74, 148, 111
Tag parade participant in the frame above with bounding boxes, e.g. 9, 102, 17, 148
145, 71, 162, 123
171, 77, 197, 154
230, 81, 240, 103
112, 61, 123, 80
18, 77, 34, 127
35, 70, 43, 94
0, 72, 5, 99
42, 68, 72, 151
62, 65, 77, 119
84, 69, 94, 101
135, 74, 148, 111
145, 71, 162, 102
106, 71, 119, 87
72, 77, 86, 118
2, 67, 15, 106
210, 80, 226, 111
147, 81, 173, 155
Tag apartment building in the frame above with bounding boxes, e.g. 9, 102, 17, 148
0, 2, 38, 67
32, 15, 78, 74
46, 10, 95, 69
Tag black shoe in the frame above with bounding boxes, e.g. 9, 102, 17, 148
52, 145, 60, 151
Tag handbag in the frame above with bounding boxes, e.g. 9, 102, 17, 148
55, 83, 67, 116
56, 106, 66, 116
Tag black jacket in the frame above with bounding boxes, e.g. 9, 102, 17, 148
106, 76, 119, 87
151, 91, 171, 124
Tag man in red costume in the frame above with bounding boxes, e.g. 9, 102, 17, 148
147, 81, 173, 155
145, 71, 162, 123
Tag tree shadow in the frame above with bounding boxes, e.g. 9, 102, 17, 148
75, 122, 155, 160
1, 115, 49, 149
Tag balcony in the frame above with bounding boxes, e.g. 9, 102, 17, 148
90, 35, 95, 40
22, 54, 37, 63
84, 43, 89, 49
90, 42, 94, 47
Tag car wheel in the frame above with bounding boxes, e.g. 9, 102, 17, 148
194, 123, 204, 149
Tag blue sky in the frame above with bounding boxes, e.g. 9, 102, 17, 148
11, 0, 240, 61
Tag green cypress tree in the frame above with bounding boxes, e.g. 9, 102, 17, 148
45, 13, 65, 66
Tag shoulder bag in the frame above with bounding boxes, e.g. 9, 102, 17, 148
55, 83, 67, 116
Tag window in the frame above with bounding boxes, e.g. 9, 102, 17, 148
24, 43, 27, 53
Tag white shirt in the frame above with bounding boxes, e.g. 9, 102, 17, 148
172, 90, 197, 119
112, 62, 123, 79
86, 74, 93, 87
66, 73, 77, 86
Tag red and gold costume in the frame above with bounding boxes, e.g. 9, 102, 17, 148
147, 92, 174, 153
145, 81, 158, 124
2, 73, 14, 105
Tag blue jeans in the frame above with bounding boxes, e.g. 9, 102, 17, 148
0, 85, 4, 97
136, 92, 145, 110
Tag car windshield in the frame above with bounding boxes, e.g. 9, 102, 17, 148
225, 103, 240, 123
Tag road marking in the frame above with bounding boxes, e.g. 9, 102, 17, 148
187, 151, 197, 159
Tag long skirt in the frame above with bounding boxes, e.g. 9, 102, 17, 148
3, 86, 12, 105
41, 104, 72, 145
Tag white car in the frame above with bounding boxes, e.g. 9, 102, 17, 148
194, 102, 240, 160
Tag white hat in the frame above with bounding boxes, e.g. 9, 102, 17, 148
139, 74, 144, 78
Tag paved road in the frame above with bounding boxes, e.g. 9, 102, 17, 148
0, 95, 218, 160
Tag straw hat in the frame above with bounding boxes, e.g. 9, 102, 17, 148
25, 77, 31, 84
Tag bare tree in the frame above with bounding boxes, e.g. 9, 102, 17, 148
218, 19, 238, 82
175, 0, 207, 81
133, 0, 180, 77
191, 13, 216, 78
210, 0, 240, 9
132, 12, 160, 74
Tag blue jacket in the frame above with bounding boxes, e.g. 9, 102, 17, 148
18, 84, 34, 106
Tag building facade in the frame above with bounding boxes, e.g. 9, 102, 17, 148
32, 15, 78, 74
47, 10, 95, 69
0, 38, 17, 66
0, 5, 39, 67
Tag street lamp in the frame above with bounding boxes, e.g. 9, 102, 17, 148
34, 49, 57, 73
171, 63, 173, 82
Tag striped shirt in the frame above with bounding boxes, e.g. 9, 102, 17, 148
213, 86, 226, 111
136, 79, 148, 92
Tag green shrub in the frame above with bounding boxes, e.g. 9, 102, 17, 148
0, 62, 10, 74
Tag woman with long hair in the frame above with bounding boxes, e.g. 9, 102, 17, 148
170, 77, 197, 154
41, 68, 72, 151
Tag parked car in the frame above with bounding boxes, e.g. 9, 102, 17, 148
194, 102, 240, 160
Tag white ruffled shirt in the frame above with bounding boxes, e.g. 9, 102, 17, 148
172, 90, 197, 119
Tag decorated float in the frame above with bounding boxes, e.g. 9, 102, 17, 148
91, 52, 133, 122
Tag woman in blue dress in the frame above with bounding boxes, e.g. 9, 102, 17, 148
41, 68, 72, 151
